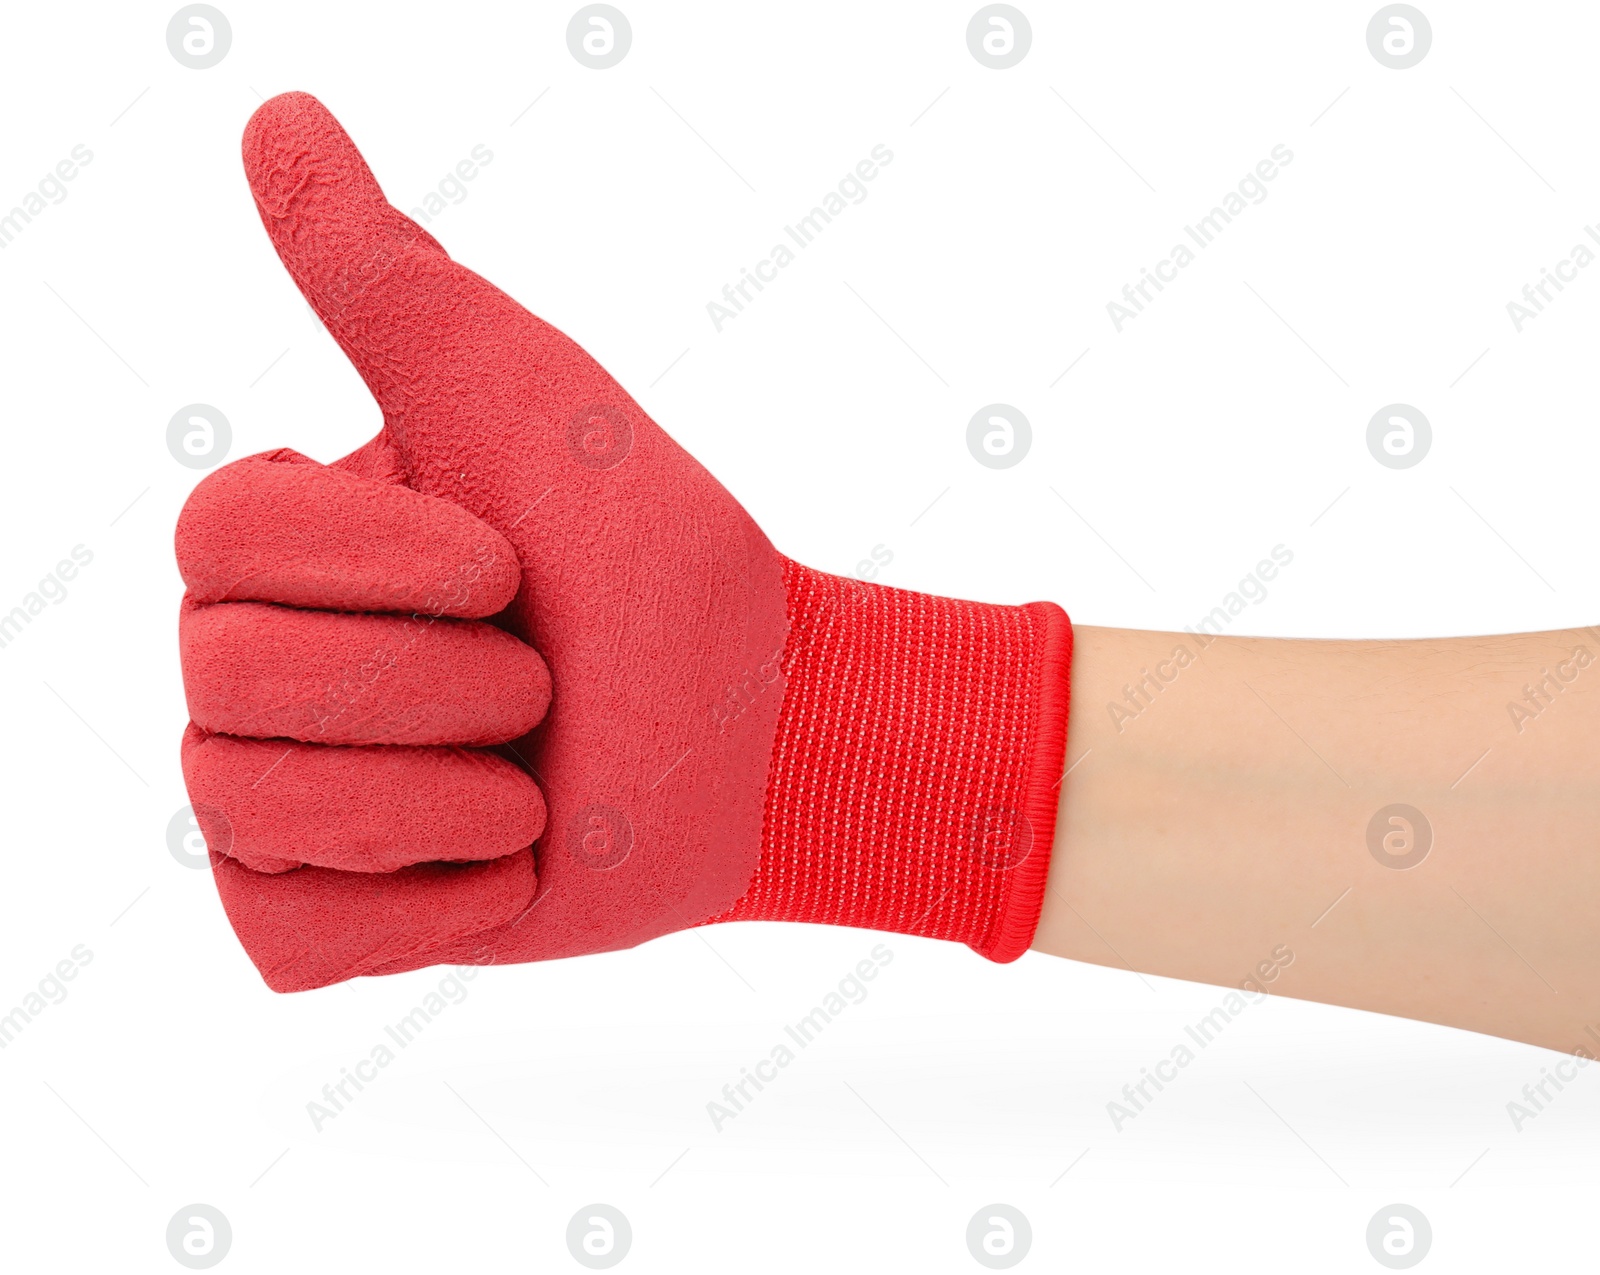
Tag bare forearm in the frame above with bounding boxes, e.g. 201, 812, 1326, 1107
1035, 623, 1600, 1054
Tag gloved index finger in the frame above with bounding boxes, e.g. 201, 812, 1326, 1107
175, 452, 520, 617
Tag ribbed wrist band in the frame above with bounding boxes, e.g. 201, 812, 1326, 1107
715, 559, 1074, 961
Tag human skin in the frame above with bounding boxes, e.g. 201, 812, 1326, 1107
1034, 623, 1600, 1055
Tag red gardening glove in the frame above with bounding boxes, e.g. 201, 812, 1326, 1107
176, 93, 1073, 992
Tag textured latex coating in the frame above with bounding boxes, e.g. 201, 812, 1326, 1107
176, 450, 521, 616
179, 596, 551, 746
182, 725, 544, 875
179, 93, 788, 990
209, 848, 535, 989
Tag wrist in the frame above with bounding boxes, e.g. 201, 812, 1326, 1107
714, 558, 1073, 960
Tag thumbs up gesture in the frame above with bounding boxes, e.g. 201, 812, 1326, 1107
177, 93, 1072, 991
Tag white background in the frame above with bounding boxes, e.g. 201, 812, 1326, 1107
2, 0, 1597, 1270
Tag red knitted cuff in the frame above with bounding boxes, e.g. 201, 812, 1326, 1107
716, 559, 1073, 961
